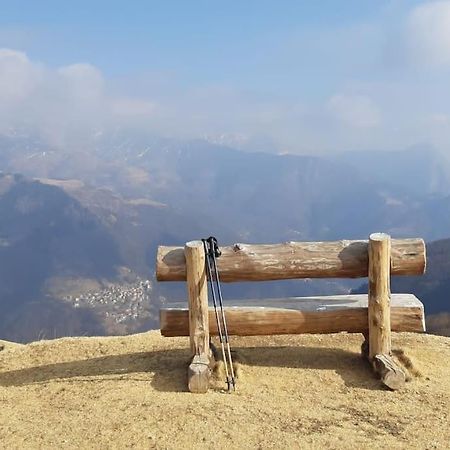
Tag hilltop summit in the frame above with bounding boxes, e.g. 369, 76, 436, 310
0, 331, 449, 449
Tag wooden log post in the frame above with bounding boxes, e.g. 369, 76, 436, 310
185, 240, 211, 393
368, 233, 405, 390
373, 355, 406, 391
368, 233, 392, 358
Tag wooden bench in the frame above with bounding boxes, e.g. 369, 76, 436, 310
156, 234, 426, 392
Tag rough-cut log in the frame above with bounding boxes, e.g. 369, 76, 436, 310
368, 233, 391, 359
156, 238, 426, 282
185, 240, 209, 356
160, 294, 425, 337
373, 354, 406, 390
188, 354, 211, 394
185, 241, 210, 393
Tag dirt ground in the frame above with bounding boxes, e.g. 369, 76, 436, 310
0, 331, 449, 449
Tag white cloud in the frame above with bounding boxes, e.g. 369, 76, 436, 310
58, 63, 104, 101
0, 48, 156, 146
405, 1, 450, 67
327, 94, 381, 128
0, 49, 42, 102
1, 40, 450, 155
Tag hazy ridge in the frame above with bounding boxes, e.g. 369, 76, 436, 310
1, 133, 450, 341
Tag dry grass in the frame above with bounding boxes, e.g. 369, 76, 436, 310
0, 331, 449, 449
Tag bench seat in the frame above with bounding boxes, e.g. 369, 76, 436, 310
160, 293, 425, 337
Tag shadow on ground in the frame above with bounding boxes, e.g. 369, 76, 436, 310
0, 345, 381, 392
235, 345, 381, 390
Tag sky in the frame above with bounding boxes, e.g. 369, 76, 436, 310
1, 0, 450, 154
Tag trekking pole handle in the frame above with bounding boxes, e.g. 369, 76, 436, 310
207, 236, 221, 257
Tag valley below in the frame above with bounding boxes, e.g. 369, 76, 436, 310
1, 133, 450, 341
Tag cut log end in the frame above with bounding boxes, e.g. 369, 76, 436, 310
369, 232, 391, 242
188, 354, 211, 393
374, 354, 406, 391
185, 240, 204, 249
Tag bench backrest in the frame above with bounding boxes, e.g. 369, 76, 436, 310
156, 238, 426, 283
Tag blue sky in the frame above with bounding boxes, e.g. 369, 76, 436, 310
1, 1, 449, 154
0, 1, 404, 88
0, 2, 387, 70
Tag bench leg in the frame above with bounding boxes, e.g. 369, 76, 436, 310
362, 332, 405, 390
373, 354, 405, 390
185, 241, 211, 393
367, 234, 405, 390
188, 354, 211, 393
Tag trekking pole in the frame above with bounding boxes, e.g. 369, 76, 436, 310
207, 237, 236, 391
202, 239, 234, 392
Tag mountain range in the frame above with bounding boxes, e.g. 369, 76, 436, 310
1, 131, 449, 341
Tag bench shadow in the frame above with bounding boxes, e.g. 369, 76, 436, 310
233, 345, 381, 390
338, 241, 368, 273
0, 349, 191, 393
0, 345, 381, 392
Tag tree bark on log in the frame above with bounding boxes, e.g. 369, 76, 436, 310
157, 238, 425, 282
187, 354, 211, 394
185, 241, 210, 393
160, 294, 425, 337
374, 354, 406, 390
368, 233, 392, 359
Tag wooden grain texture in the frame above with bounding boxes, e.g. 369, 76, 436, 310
368, 233, 391, 359
185, 240, 210, 393
374, 354, 406, 390
187, 354, 211, 394
185, 240, 209, 356
156, 238, 426, 282
160, 294, 425, 337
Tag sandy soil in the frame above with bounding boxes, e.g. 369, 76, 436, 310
0, 331, 449, 449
